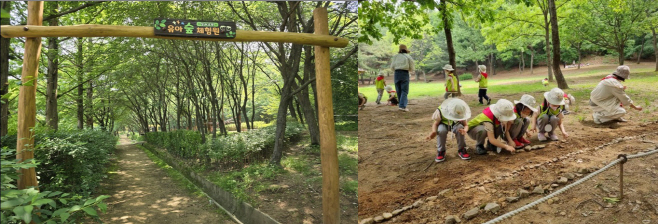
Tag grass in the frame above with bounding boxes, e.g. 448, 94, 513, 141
335, 121, 358, 131
205, 162, 286, 205
358, 67, 656, 101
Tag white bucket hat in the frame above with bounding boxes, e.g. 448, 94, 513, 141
440, 98, 471, 121
478, 65, 486, 73
443, 64, 455, 71
490, 99, 517, 122
614, 65, 630, 79
543, 88, 565, 105
384, 85, 393, 92
514, 94, 538, 112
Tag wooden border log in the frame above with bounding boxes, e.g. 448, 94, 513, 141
16, 1, 43, 190
0, 24, 349, 48
314, 7, 340, 224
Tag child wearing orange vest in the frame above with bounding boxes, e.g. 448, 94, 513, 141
531, 88, 569, 141
426, 98, 471, 162
467, 99, 517, 155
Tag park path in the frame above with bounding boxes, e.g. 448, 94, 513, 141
98, 137, 233, 224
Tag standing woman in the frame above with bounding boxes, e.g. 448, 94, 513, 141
443, 64, 458, 99
390, 44, 415, 112
474, 65, 492, 105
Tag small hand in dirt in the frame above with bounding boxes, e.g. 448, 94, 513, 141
505, 145, 516, 154
631, 105, 643, 111
458, 128, 467, 135
562, 131, 569, 139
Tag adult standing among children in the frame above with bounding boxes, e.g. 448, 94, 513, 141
443, 64, 458, 99
474, 65, 492, 105
390, 44, 415, 112
590, 65, 643, 124
375, 72, 386, 104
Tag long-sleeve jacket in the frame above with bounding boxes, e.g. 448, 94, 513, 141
590, 78, 633, 113
390, 53, 414, 72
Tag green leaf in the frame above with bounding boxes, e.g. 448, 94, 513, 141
82, 207, 98, 216
69, 205, 81, 212
52, 208, 67, 217
12, 206, 25, 219
1, 198, 24, 209
95, 195, 110, 202
83, 199, 95, 206
31, 199, 54, 207
0, 8, 9, 19
60, 212, 70, 222
22, 205, 33, 223
47, 191, 62, 197
96, 202, 107, 212
59, 199, 67, 204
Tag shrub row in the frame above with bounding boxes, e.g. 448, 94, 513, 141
1, 129, 118, 196
145, 122, 305, 163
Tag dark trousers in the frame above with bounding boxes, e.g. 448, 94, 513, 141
478, 89, 490, 104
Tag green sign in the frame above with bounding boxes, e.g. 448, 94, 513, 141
154, 18, 236, 38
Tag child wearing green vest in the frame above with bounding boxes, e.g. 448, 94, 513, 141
509, 95, 539, 149
375, 73, 387, 104
443, 64, 458, 99
425, 98, 471, 162
467, 99, 517, 155
531, 88, 569, 141
474, 65, 491, 105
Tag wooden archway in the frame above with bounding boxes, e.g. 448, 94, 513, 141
1, 2, 346, 223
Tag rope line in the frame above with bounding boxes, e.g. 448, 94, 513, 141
483, 147, 658, 224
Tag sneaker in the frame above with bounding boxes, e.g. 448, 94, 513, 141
435, 151, 446, 162
562, 110, 570, 115
475, 145, 487, 155
538, 132, 547, 141
487, 98, 492, 105
458, 148, 470, 160
550, 133, 559, 141
401, 108, 409, 112
513, 139, 524, 149
519, 137, 531, 145
593, 114, 603, 124
617, 117, 628, 122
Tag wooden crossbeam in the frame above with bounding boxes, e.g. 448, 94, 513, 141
0, 24, 349, 48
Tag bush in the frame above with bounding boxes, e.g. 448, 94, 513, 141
146, 122, 306, 163
458, 73, 473, 81
1, 129, 117, 196
1, 147, 109, 224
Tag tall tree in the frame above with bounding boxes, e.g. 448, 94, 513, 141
0, 1, 10, 137
548, 0, 569, 89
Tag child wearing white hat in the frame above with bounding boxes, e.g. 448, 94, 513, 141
467, 99, 517, 155
443, 64, 459, 99
426, 98, 472, 162
384, 85, 398, 106
375, 72, 387, 104
474, 65, 492, 105
531, 88, 569, 141
509, 95, 539, 149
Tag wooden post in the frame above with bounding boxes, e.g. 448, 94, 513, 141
16, 1, 43, 190
314, 7, 340, 224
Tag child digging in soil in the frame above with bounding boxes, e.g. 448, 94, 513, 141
467, 99, 517, 155
358, 92, 367, 110
425, 98, 472, 162
531, 88, 569, 141
385, 85, 399, 106
509, 94, 539, 149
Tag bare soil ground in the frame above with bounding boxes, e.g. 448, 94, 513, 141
357, 72, 658, 223
97, 137, 233, 223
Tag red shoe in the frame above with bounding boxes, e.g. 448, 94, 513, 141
513, 139, 524, 149
458, 148, 470, 160
518, 137, 531, 145
435, 151, 446, 162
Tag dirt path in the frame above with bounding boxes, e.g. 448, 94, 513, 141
357, 73, 658, 222
98, 137, 233, 223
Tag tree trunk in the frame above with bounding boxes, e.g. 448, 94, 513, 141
0, 2, 10, 137
45, 2, 59, 130
549, 0, 569, 89
440, 1, 460, 95
544, 13, 554, 82
521, 48, 525, 71
637, 36, 645, 64
270, 85, 293, 166
651, 27, 658, 72
618, 46, 625, 65
577, 43, 581, 69
85, 80, 93, 129
76, 38, 84, 129
529, 46, 535, 74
